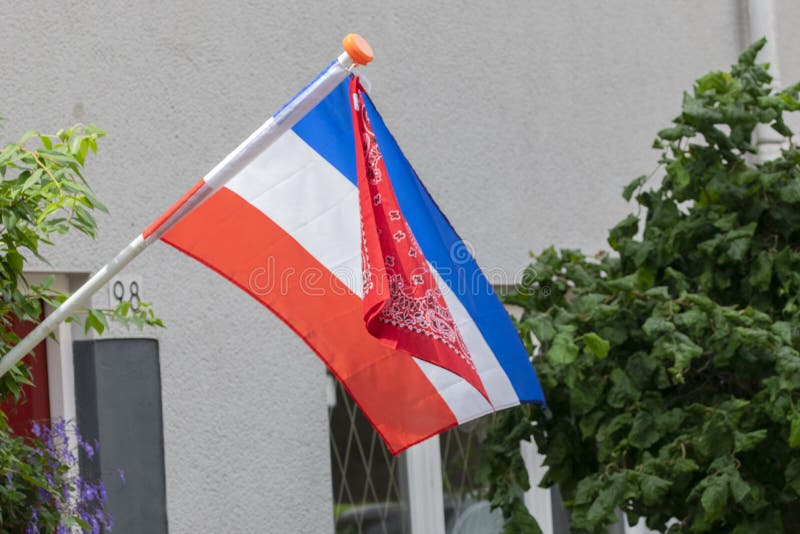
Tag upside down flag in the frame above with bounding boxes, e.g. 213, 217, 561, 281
156, 68, 544, 453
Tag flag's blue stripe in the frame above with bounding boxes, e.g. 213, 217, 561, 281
274, 60, 338, 123
292, 79, 543, 403
291, 77, 357, 179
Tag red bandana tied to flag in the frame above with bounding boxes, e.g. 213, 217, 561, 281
153, 63, 544, 453
351, 78, 489, 403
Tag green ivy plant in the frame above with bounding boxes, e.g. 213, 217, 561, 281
0, 120, 162, 530
479, 39, 800, 533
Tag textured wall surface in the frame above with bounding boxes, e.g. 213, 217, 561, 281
1, 1, 790, 531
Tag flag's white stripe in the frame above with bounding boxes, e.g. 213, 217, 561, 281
431, 268, 519, 408
225, 131, 363, 297
412, 359, 490, 422
411, 360, 523, 423
410, 267, 521, 422
224, 131, 521, 419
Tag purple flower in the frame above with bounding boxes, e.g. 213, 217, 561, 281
14, 418, 113, 531
53, 420, 66, 439
81, 481, 97, 502
97, 481, 107, 501
81, 440, 95, 460
25, 507, 39, 534
62, 447, 75, 464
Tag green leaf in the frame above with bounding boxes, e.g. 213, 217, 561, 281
21, 169, 43, 192
729, 471, 751, 503
585, 477, 626, 527
667, 159, 691, 192
608, 369, 640, 408
635, 267, 656, 290
608, 215, 639, 250
712, 213, 738, 232
785, 459, 800, 496
734, 429, 767, 452
748, 251, 773, 291
578, 411, 605, 439
625, 352, 658, 388
629, 411, 660, 449
644, 286, 670, 300
623, 175, 647, 201
640, 474, 671, 506
738, 37, 766, 66
773, 117, 793, 137
525, 313, 556, 344
642, 316, 675, 339
5, 250, 23, 274
656, 332, 703, 378
39, 134, 53, 150
779, 180, 800, 203
731, 514, 784, 534
771, 321, 793, 344
696, 70, 732, 94
547, 330, 579, 365
582, 332, 610, 359
727, 238, 751, 262
658, 125, 696, 141
701, 475, 729, 522
19, 130, 38, 144
790, 413, 800, 448
84, 308, 107, 335
2, 210, 19, 231
607, 273, 636, 291
574, 477, 601, 505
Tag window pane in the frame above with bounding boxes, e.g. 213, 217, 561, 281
328, 375, 409, 534
439, 415, 504, 534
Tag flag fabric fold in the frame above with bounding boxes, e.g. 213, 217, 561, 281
161, 72, 544, 454
351, 78, 490, 404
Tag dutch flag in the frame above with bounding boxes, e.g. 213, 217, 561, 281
147, 59, 544, 454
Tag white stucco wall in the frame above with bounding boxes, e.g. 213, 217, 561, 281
2, 1, 796, 532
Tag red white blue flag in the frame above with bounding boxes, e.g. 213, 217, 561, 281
156, 70, 544, 453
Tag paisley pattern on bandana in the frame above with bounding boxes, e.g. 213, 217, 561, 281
351, 77, 489, 403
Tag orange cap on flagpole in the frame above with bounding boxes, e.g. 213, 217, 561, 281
342, 34, 374, 65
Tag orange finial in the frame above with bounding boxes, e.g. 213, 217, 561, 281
342, 34, 374, 65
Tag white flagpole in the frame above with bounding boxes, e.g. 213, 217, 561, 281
0, 34, 374, 378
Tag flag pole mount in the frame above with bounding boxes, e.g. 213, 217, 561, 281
342, 34, 373, 65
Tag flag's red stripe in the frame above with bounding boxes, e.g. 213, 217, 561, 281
143, 179, 206, 240
161, 187, 457, 453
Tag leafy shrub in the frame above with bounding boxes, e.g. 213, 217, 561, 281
480, 39, 800, 533
0, 121, 161, 530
